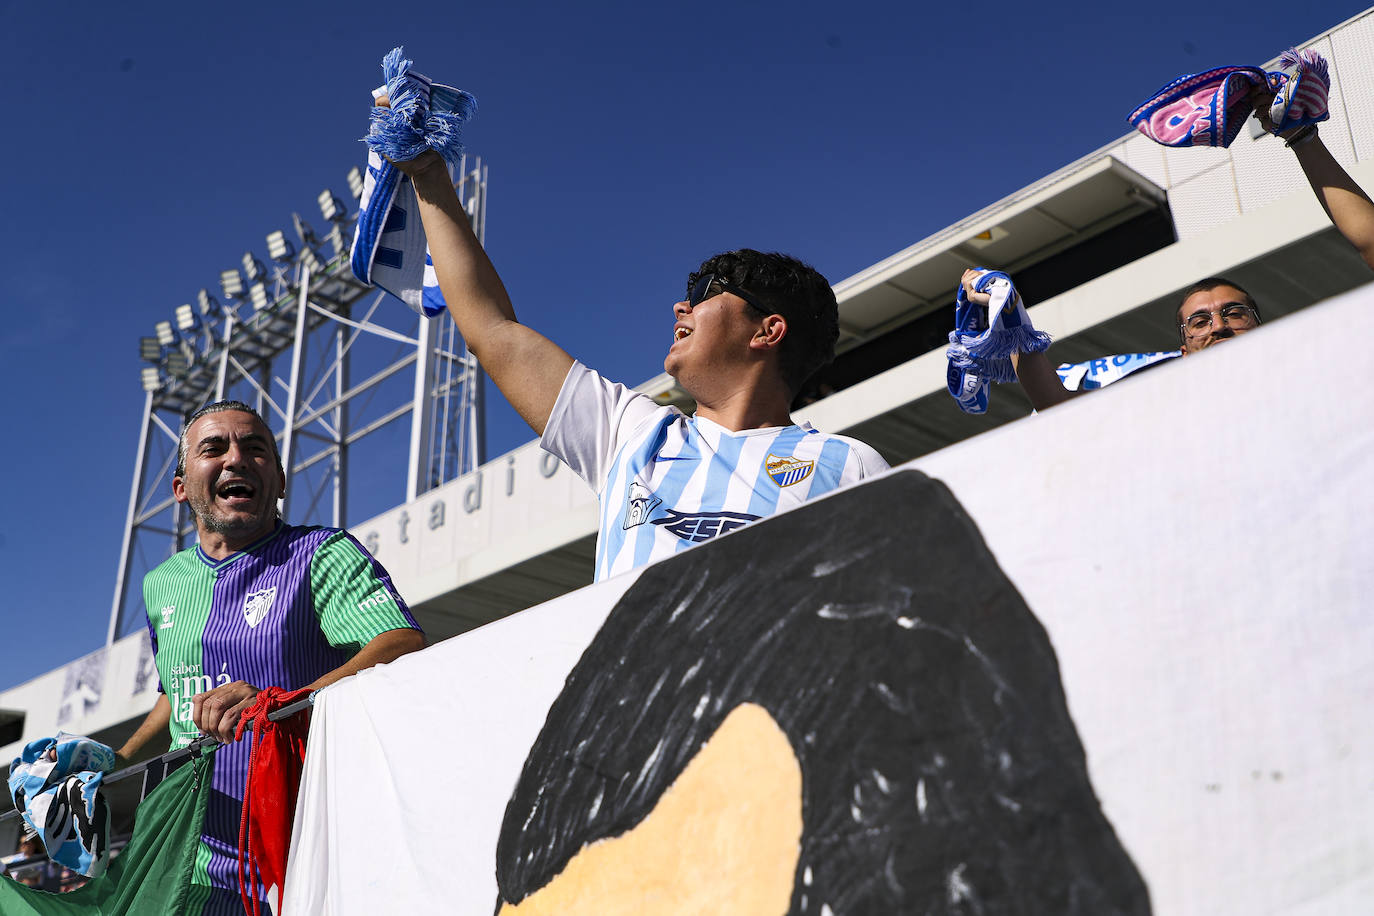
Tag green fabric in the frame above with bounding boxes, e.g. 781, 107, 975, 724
0, 754, 213, 915
310, 530, 412, 652
142, 546, 217, 750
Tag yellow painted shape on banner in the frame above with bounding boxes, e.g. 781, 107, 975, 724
500, 702, 802, 915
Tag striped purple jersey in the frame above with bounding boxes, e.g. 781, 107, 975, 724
142, 523, 420, 901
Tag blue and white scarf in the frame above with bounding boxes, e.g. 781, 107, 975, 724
1056, 350, 1181, 391
351, 48, 477, 316
7, 732, 116, 877
1129, 48, 1329, 148
946, 270, 1052, 414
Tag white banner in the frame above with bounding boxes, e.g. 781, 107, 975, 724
284, 284, 1374, 914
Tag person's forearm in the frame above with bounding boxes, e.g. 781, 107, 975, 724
115, 693, 171, 762
406, 159, 574, 433
1292, 134, 1374, 270
408, 159, 520, 337
306, 627, 427, 692
1012, 350, 1081, 412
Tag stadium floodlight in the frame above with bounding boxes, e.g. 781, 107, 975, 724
165, 350, 190, 378
220, 268, 244, 299
325, 224, 347, 259
300, 247, 324, 276
242, 252, 266, 282
292, 213, 319, 248
154, 320, 176, 346
174, 303, 197, 332
140, 366, 161, 392
318, 189, 346, 222
249, 282, 270, 311
346, 166, 364, 200
197, 288, 220, 317
139, 337, 161, 362
266, 230, 295, 263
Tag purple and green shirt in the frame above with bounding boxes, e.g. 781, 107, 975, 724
143, 522, 420, 903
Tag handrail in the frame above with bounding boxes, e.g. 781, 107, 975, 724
0, 692, 315, 828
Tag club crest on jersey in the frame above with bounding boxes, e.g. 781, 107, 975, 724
243, 587, 277, 629
159, 605, 175, 629
766, 453, 815, 488
623, 480, 662, 530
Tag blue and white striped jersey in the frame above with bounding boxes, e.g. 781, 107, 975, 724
542, 362, 889, 581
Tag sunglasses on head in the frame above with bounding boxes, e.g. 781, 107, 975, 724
688, 273, 766, 313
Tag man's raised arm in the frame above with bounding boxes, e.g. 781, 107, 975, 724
1250, 87, 1374, 271
957, 268, 1081, 412
1011, 350, 1082, 411
1289, 133, 1374, 270
386, 119, 574, 435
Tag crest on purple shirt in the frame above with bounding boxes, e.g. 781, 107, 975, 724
243, 587, 278, 629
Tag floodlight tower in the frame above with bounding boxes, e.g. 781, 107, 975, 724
107, 159, 491, 644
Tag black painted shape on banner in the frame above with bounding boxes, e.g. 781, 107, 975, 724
496, 469, 1151, 915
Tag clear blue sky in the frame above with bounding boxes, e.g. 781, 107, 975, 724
0, 0, 1359, 687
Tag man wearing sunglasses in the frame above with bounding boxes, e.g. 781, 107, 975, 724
389, 142, 888, 581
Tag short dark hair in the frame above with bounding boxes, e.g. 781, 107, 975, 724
175, 399, 281, 478
496, 470, 1150, 914
1176, 277, 1262, 322
687, 249, 839, 396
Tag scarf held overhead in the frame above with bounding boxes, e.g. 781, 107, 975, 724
946, 269, 1051, 415
1128, 48, 1329, 148
351, 47, 477, 316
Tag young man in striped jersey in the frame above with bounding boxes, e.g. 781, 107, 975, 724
388, 127, 888, 581
114, 400, 425, 913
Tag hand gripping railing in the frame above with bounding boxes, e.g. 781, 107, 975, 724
0, 692, 315, 830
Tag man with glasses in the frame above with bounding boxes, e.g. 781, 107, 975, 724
1174, 279, 1263, 352
980, 275, 1266, 412
970, 80, 1374, 413
385, 126, 887, 580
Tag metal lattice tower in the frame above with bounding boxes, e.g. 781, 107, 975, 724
107, 158, 489, 644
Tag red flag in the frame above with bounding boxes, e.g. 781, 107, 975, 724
235, 687, 312, 916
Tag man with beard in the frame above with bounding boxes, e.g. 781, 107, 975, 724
114, 400, 424, 914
